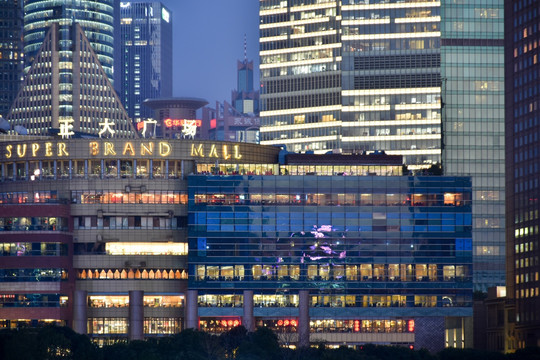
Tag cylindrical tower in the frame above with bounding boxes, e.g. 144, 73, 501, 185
23, 0, 115, 83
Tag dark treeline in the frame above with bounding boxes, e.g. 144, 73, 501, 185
1, 325, 539, 360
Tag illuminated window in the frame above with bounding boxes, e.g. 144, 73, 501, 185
105, 242, 188, 255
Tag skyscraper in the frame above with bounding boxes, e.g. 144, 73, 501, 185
259, 0, 505, 291
7, 23, 137, 138
505, 0, 540, 348
117, 1, 173, 123
0, 0, 23, 118
23, 0, 115, 84
232, 38, 259, 115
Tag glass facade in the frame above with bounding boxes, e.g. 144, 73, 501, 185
259, 0, 505, 292
117, 2, 172, 122
259, 0, 342, 152
505, 0, 540, 350
188, 174, 473, 346
23, 0, 115, 83
441, 0, 505, 290
341, 0, 442, 165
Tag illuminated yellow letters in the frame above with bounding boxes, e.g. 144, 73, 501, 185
234, 145, 242, 159
32, 143, 40, 157
222, 145, 232, 160
105, 142, 117, 156
89, 142, 99, 156
121, 142, 134, 156
5, 145, 12, 158
141, 142, 153, 156
159, 142, 172, 157
57, 143, 69, 156
208, 144, 219, 158
190, 144, 204, 157
45, 143, 53, 156
16, 144, 27, 157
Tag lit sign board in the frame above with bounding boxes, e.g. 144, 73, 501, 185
162, 7, 170, 23
2, 142, 243, 161
164, 119, 202, 128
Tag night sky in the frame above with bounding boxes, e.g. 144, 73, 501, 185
160, 0, 260, 107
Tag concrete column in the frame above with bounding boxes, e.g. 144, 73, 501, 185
298, 290, 310, 348
129, 290, 144, 341
185, 290, 198, 329
72, 290, 87, 334
243, 290, 255, 332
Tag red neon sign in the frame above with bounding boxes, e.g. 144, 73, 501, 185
408, 320, 415, 332
164, 118, 202, 128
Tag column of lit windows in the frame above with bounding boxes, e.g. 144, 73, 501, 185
260, 0, 342, 153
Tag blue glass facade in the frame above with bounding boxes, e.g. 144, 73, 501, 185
188, 174, 473, 349
117, 2, 173, 122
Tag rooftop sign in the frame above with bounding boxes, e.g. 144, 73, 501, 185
2, 141, 243, 161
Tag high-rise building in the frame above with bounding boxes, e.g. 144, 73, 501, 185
440, 1, 505, 292
505, 0, 540, 349
259, 0, 505, 291
0, 0, 23, 118
232, 56, 259, 115
117, 1, 173, 123
23, 0, 115, 84
7, 23, 137, 138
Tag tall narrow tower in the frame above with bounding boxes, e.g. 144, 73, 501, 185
232, 36, 258, 115
116, 2, 173, 123
505, 0, 540, 349
0, 0, 23, 118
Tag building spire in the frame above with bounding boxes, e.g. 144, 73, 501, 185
244, 34, 247, 62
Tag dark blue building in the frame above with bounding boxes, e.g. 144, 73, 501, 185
187, 173, 473, 351
116, 1, 173, 123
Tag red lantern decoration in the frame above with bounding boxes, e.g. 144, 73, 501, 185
408, 320, 415, 332
284, 319, 290, 326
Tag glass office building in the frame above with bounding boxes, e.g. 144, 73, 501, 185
23, 0, 115, 83
505, 0, 540, 349
259, 0, 505, 291
117, 2, 172, 122
440, 1, 505, 290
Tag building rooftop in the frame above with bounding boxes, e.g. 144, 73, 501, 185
143, 97, 209, 110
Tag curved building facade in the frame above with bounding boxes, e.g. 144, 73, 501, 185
0, 136, 472, 350
23, 0, 115, 83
